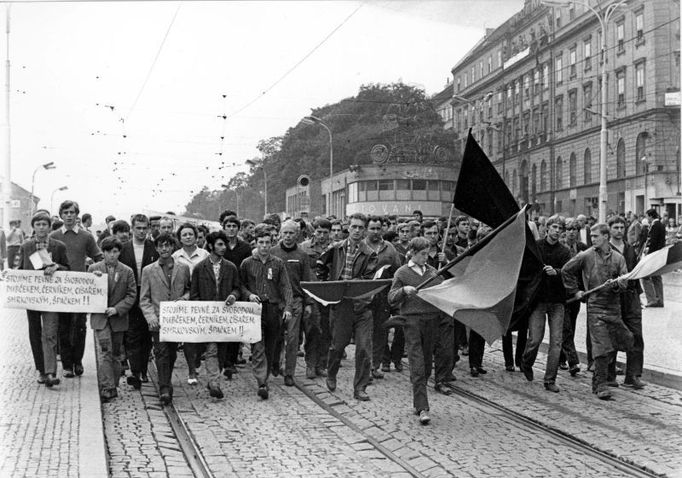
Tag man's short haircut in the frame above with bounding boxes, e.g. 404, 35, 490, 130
59, 200, 80, 216
408, 236, 430, 252
82, 213, 92, 223
313, 218, 332, 231
454, 215, 469, 227
205, 230, 228, 250
421, 220, 437, 232
608, 215, 626, 228
546, 215, 565, 228
31, 212, 52, 227
646, 208, 659, 219
176, 222, 197, 242
413, 210, 423, 216
383, 231, 398, 242
111, 220, 130, 234
367, 215, 383, 226
131, 214, 149, 226
105, 214, 116, 223
219, 210, 238, 224
154, 232, 176, 248
222, 215, 241, 229
100, 236, 123, 252
149, 215, 161, 222
397, 222, 410, 232
197, 224, 209, 236
240, 219, 255, 228
331, 219, 342, 228
388, 215, 398, 222
590, 223, 610, 236
348, 212, 368, 226
51, 220, 63, 231
254, 226, 272, 240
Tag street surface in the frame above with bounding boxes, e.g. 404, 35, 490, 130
0, 276, 681, 478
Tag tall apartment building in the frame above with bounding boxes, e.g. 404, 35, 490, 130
449, 0, 680, 218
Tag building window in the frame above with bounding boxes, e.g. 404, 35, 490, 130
531, 164, 537, 197
412, 179, 427, 200
616, 20, 625, 53
487, 96, 493, 118
471, 66, 476, 83
540, 160, 548, 191
378, 179, 394, 200
456, 78, 461, 93
583, 83, 593, 122
358, 181, 367, 202
555, 95, 564, 131
533, 107, 540, 135
569, 47, 577, 78
479, 61, 484, 78
616, 69, 626, 108
533, 70, 540, 95
568, 89, 577, 126
556, 156, 563, 189
497, 50, 502, 68
584, 39, 592, 71
556, 9, 562, 28
569, 152, 577, 187
463, 106, 468, 129
440, 181, 455, 202
497, 91, 504, 114
541, 103, 549, 137
635, 61, 645, 102
584, 148, 592, 184
487, 128, 494, 155
523, 112, 530, 138
515, 80, 520, 106
556, 55, 563, 84
427, 180, 440, 201
635, 10, 644, 43
464, 73, 468, 88
568, 4, 575, 21
616, 138, 626, 178
366, 180, 378, 201
488, 55, 493, 74
635, 132, 649, 175
396, 179, 411, 200
543, 63, 549, 91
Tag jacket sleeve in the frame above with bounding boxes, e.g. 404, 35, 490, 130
316, 247, 333, 281
18, 243, 27, 270
190, 266, 201, 301
360, 251, 378, 280
86, 234, 104, 262
229, 263, 241, 300
113, 268, 137, 316
55, 243, 70, 270
300, 253, 314, 306
388, 270, 406, 307
139, 267, 157, 322
240, 260, 254, 299
561, 252, 585, 298
181, 266, 191, 300
279, 262, 294, 314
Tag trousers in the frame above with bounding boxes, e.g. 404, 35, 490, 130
94, 325, 124, 393
59, 312, 87, 370
251, 303, 282, 387
522, 302, 564, 384
125, 305, 152, 377
151, 331, 177, 396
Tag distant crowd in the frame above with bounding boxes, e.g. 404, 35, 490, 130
0, 202, 668, 425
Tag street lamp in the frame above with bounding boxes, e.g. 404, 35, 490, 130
30, 161, 56, 216
50, 185, 67, 214
301, 115, 333, 216
245, 158, 267, 218
543, 0, 627, 222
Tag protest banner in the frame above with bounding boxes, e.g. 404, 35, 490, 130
159, 301, 262, 343
0, 269, 108, 313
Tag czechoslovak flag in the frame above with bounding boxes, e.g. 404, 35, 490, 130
622, 242, 682, 280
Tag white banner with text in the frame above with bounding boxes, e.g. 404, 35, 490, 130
159, 301, 262, 343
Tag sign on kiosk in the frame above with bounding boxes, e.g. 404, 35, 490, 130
159, 301, 262, 343
1, 270, 108, 313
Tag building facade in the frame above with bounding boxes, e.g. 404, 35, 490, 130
449, 0, 680, 219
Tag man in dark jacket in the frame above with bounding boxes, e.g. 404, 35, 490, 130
317, 213, 377, 401
609, 216, 645, 389
520, 215, 571, 393
642, 208, 666, 307
190, 230, 241, 399
118, 214, 159, 389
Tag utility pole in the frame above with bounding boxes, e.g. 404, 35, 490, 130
1, 5, 11, 229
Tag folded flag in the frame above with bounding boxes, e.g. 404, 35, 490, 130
301, 279, 393, 307
623, 242, 682, 280
417, 209, 527, 344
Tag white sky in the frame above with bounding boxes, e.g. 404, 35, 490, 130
0, 0, 523, 221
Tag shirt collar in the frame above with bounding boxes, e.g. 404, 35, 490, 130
61, 224, 81, 234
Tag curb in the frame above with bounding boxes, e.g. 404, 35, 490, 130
78, 325, 108, 478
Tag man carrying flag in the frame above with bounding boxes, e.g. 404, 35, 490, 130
561, 224, 631, 400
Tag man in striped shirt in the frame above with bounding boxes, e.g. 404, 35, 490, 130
240, 228, 293, 400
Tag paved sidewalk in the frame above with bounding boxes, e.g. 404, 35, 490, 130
0, 308, 107, 478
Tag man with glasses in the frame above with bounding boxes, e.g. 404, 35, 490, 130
520, 215, 571, 393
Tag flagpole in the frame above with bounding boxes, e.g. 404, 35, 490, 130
565, 279, 616, 304
440, 203, 455, 267
415, 206, 528, 291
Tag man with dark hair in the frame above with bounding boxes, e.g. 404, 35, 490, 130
139, 233, 191, 405
270, 220, 313, 386
412, 210, 423, 223
394, 222, 411, 260
218, 210, 238, 225
6, 219, 25, 272
317, 212, 377, 401
365, 215, 401, 379
119, 214, 159, 389
608, 216, 645, 389
97, 215, 117, 246
562, 223, 629, 400
149, 215, 161, 239
330, 220, 344, 243
81, 213, 94, 238
111, 220, 131, 244
88, 236, 136, 402
642, 208, 666, 307
50, 200, 102, 378
191, 230, 241, 398
19, 212, 70, 387
453, 216, 470, 250
240, 229, 293, 400
196, 224, 209, 249
520, 215, 571, 393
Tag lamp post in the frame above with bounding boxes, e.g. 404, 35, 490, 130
245, 158, 267, 218
30, 161, 56, 216
543, 0, 627, 222
301, 115, 333, 216
50, 185, 67, 214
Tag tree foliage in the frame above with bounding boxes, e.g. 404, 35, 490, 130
184, 82, 455, 220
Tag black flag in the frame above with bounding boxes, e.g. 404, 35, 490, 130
453, 130, 543, 331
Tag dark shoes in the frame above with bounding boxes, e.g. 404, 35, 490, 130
470, 367, 487, 377
596, 388, 612, 400
381, 364, 391, 373
520, 364, 534, 382
605, 380, 619, 388
418, 410, 430, 425
271, 366, 282, 378
315, 367, 328, 377
45, 374, 61, 388
354, 390, 370, 401
394, 361, 403, 372
559, 362, 569, 370
645, 301, 663, 308
74, 363, 84, 376
100, 389, 117, 402
326, 376, 337, 392
63, 368, 75, 378
544, 383, 560, 393
284, 375, 295, 387
434, 382, 453, 395
37, 372, 46, 384
371, 369, 385, 379
306, 366, 316, 379
140, 373, 149, 383
126, 375, 142, 390
257, 385, 269, 400
505, 365, 515, 372
623, 377, 646, 389
569, 365, 581, 377
159, 393, 172, 406
207, 384, 224, 399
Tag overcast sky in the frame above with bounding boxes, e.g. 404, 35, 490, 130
0, 0, 523, 221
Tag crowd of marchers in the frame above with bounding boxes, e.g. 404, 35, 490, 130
0, 202, 667, 425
